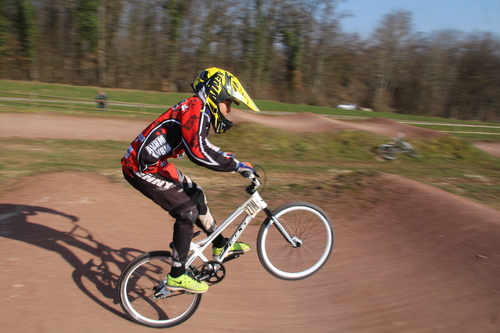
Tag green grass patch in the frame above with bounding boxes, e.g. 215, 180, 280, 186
0, 80, 191, 106
0, 138, 126, 184
3, 123, 498, 208
1, 81, 499, 209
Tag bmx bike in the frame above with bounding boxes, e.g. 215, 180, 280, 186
378, 132, 419, 160
117, 170, 334, 328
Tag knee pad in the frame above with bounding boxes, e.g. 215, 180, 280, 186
170, 203, 198, 224
184, 187, 208, 215
179, 210, 197, 224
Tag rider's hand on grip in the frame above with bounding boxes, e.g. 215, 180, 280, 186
236, 161, 254, 177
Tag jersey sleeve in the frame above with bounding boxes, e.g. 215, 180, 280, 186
181, 104, 237, 172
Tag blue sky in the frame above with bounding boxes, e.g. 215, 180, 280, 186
336, 0, 500, 37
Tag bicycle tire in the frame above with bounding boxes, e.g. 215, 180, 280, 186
378, 144, 399, 160
117, 251, 202, 328
257, 202, 334, 280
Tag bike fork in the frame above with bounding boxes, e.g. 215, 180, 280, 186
263, 208, 300, 248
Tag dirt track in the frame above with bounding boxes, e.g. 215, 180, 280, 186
1, 111, 500, 332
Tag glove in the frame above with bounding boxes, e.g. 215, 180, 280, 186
219, 151, 234, 158
235, 162, 254, 175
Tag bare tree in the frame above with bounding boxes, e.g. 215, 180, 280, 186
371, 10, 413, 112
304, 0, 343, 106
97, 0, 106, 86
2, 0, 499, 121
454, 33, 500, 121
163, 0, 193, 92
416, 30, 462, 117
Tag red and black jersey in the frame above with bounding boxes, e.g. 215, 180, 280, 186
121, 96, 237, 173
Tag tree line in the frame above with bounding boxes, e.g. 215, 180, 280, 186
1, 0, 499, 121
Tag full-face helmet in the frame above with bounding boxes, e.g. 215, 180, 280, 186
191, 67, 259, 133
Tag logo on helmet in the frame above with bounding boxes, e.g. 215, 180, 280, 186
191, 67, 260, 133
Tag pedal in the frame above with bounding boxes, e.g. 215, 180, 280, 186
222, 253, 243, 263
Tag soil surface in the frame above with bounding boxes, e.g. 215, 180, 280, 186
1, 111, 500, 333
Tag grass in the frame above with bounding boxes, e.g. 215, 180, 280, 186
1, 80, 499, 210
0, 138, 125, 184
0, 80, 190, 106
1, 122, 499, 210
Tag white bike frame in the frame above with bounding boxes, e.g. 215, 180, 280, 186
185, 190, 267, 267
184, 174, 298, 268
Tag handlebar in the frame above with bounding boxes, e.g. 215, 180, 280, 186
240, 170, 261, 194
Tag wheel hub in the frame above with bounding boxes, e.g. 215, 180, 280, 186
291, 236, 303, 247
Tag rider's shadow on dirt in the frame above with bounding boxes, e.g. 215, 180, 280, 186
0, 204, 142, 318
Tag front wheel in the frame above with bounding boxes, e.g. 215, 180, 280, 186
401, 143, 419, 158
117, 251, 202, 328
257, 202, 334, 280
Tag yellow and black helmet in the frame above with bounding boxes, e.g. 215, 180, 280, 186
191, 67, 259, 133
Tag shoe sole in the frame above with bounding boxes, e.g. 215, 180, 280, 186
166, 285, 208, 294
212, 248, 250, 259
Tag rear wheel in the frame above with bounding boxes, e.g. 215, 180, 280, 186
117, 251, 202, 328
379, 144, 399, 160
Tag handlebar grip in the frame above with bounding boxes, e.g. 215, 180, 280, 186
241, 170, 252, 178
240, 170, 260, 179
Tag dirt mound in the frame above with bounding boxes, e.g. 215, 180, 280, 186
5, 111, 496, 158
1, 171, 499, 332
348, 117, 450, 138
1, 111, 500, 331
1, 109, 496, 160
0, 111, 447, 142
0, 112, 150, 141
230, 109, 448, 138
230, 110, 354, 133
473, 140, 500, 158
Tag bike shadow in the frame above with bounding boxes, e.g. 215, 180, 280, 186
0, 203, 142, 319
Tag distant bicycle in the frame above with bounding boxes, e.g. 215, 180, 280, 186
378, 132, 419, 160
117, 170, 334, 328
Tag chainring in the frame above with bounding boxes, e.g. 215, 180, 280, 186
193, 261, 226, 285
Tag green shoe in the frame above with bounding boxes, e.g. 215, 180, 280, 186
166, 274, 209, 294
213, 241, 251, 258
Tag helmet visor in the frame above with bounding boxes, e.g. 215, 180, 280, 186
224, 74, 260, 112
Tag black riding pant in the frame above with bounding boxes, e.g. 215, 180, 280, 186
122, 165, 223, 276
